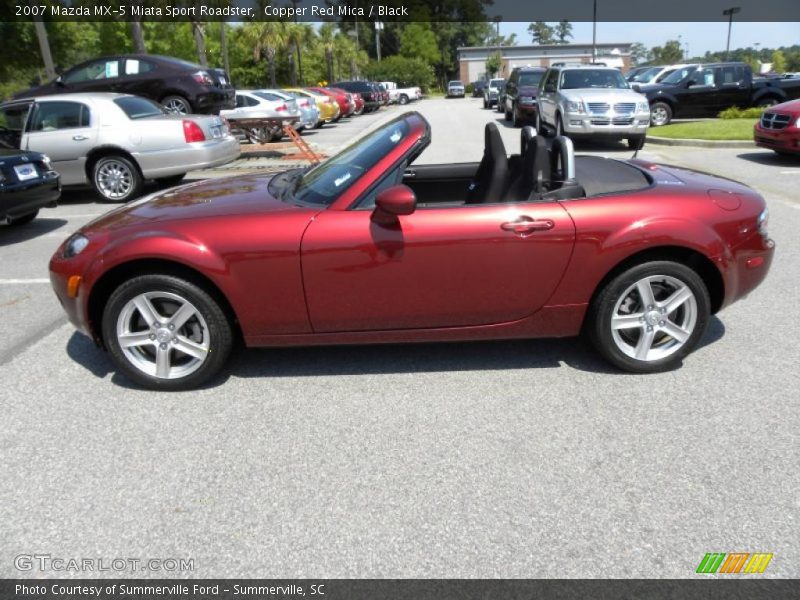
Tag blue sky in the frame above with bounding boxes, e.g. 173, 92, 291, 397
499, 22, 799, 56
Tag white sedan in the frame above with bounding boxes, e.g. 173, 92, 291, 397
221, 90, 302, 143
0, 92, 240, 202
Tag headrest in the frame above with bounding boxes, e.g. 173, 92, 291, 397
550, 136, 576, 183
484, 122, 507, 159
520, 126, 536, 157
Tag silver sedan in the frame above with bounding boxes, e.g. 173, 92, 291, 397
0, 93, 240, 202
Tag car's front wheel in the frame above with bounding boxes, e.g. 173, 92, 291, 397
103, 274, 234, 391
92, 155, 143, 203
650, 101, 672, 126
399, 94, 409, 105
588, 261, 710, 373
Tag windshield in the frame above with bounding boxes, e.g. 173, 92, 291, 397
490, 79, 504, 88
629, 67, 661, 83
287, 120, 411, 206
449, 81, 463, 86
114, 96, 166, 119
560, 69, 629, 89
660, 66, 696, 85
518, 72, 544, 86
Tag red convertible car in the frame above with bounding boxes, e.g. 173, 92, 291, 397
50, 113, 774, 390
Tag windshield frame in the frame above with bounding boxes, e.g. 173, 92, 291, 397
659, 66, 697, 85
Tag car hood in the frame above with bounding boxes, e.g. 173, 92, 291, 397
82, 173, 309, 233
637, 83, 673, 95
561, 88, 644, 101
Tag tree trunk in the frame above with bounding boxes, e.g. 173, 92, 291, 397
325, 49, 333, 84
192, 22, 207, 67
349, 59, 356, 79
267, 50, 276, 87
288, 51, 297, 86
129, 20, 146, 54
33, 18, 56, 80
220, 23, 230, 75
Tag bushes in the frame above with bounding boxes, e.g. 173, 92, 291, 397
718, 106, 766, 119
363, 56, 434, 92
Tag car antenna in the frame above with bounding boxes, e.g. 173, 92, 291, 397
632, 136, 645, 159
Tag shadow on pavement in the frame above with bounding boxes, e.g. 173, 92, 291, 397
0, 217, 67, 247
736, 151, 800, 166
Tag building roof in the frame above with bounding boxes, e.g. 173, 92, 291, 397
458, 42, 632, 52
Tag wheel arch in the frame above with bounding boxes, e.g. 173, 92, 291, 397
586, 245, 725, 319
87, 258, 243, 349
84, 146, 143, 182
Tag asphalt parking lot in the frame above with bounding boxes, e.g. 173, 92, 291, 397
1, 97, 798, 578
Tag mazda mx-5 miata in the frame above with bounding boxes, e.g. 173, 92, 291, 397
50, 113, 774, 390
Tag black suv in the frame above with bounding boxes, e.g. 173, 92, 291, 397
501, 67, 547, 127
14, 54, 235, 115
331, 81, 382, 112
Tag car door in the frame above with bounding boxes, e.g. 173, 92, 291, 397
22, 100, 97, 185
0, 101, 33, 150
714, 65, 749, 111
679, 66, 718, 117
300, 198, 576, 333
118, 58, 161, 100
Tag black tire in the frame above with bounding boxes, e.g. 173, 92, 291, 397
315, 120, 324, 129
399, 94, 409, 105
91, 155, 143, 203
534, 111, 542, 132
627, 135, 645, 150
504, 103, 512, 121
756, 97, 779, 108
161, 95, 192, 115
102, 274, 234, 391
7, 210, 38, 226
649, 101, 672, 127
483, 98, 488, 109
587, 261, 710, 373
157, 173, 187, 188
511, 105, 520, 128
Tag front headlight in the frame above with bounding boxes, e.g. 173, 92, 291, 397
638, 101, 650, 112
63, 233, 89, 258
566, 100, 586, 114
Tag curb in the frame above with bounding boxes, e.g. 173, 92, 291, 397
646, 136, 754, 149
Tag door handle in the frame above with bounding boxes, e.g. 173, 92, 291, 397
501, 218, 554, 235
72, 135, 88, 141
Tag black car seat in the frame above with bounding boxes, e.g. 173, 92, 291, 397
466, 122, 510, 204
504, 127, 551, 202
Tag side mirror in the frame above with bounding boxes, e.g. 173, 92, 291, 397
55, 75, 64, 86
631, 83, 641, 92
372, 184, 416, 224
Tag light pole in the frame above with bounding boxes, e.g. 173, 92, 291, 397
375, 21, 383, 61
291, 0, 303, 84
592, 0, 598, 62
723, 7, 741, 61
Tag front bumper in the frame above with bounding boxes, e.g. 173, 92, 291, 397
563, 112, 651, 136
447, 89, 465, 96
136, 136, 241, 179
754, 124, 800, 153
0, 172, 60, 220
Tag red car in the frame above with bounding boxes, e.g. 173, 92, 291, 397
352, 92, 365, 115
308, 87, 353, 118
50, 115, 774, 390
754, 98, 800, 155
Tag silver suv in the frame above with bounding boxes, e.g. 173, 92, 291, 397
447, 80, 465, 98
536, 66, 650, 148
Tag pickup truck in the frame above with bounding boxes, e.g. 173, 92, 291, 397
638, 62, 800, 126
379, 81, 421, 105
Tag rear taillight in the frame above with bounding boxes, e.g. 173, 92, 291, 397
182, 120, 206, 143
276, 104, 287, 112
191, 70, 214, 86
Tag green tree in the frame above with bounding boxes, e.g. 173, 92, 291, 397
241, 21, 288, 87
399, 23, 440, 66
651, 40, 684, 64
771, 49, 787, 73
364, 55, 434, 90
485, 51, 502, 77
554, 20, 573, 44
630, 42, 651, 66
317, 23, 338, 84
528, 22, 554, 45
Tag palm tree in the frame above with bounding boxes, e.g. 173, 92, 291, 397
285, 23, 314, 85
318, 23, 337, 84
241, 22, 288, 87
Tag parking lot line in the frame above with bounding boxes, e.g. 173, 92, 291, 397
0, 279, 50, 284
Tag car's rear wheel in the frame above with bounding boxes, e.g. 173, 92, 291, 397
161, 95, 192, 115
650, 102, 672, 126
92, 155, 143, 203
7, 210, 38, 226
399, 94, 409, 105
103, 274, 234, 391
588, 261, 710, 373
756, 97, 779, 108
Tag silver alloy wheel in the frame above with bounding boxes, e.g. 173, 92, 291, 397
610, 275, 698, 362
651, 106, 669, 126
116, 291, 210, 380
95, 159, 134, 200
163, 97, 190, 115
